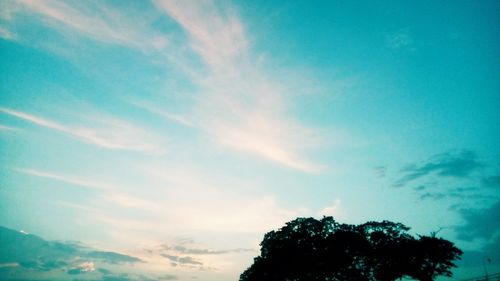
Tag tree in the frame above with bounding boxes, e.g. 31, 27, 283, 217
240, 217, 462, 281
406, 235, 463, 281
359, 221, 414, 281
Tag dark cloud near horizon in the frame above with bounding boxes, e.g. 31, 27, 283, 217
160, 254, 179, 262
413, 185, 427, 191
157, 243, 254, 270
178, 256, 202, 265
386, 150, 500, 205
418, 186, 488, 201
157, 274, 178, 280
419, 192, 446, 201
457, 235, 500, 268
482, 173, 500, 188
67, 268, 87, 275
165, 244, 255, 255
98, 275, 140, 281
73, 271, 178, 281
0, 226, 77, 272
87, 251, 142, 264
160, 253, 202, 266
393, 150, 482, 187
456, 199, 500, 241
98, 268, 112, 275
0, 226, 144, 280
160, 242, 255, 255
374, 166, 387, 178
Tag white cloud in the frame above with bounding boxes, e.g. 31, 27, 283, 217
0, 107, 167, 155
0, 263, 20, 268
155, 0, 247, 70
100, 193, 162, 211
17, 168, 117, 190
318, 199, 342, 217
15, 0, 167, 51
154, 0, 325, 173
79, 261, 95, 272
0, 26, 16, 40
386, 28, 414, 49
129, 101, 195, 128
0, 124, 21, 131
19, 168, 164, 213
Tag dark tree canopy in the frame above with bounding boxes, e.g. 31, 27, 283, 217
240, 217, 462, 281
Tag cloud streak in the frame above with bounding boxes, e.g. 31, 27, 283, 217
393, 150, 482, 187
17, 168, 164, 213
14, 0, 168, 51
17, 168, 115, 190
129, 101, 195, 128
160, 244, 255, 256
0, 107, 166, 155
155, 0, 247, 70
0, 26, 16, 40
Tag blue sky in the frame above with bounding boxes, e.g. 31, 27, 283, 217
0, 1, 499, 280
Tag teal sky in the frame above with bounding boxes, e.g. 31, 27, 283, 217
0, 1, 499, 280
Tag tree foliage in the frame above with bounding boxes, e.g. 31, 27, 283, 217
240, 217, 462, 281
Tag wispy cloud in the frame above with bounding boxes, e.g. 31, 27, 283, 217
160, 244, 255, 256
0, 124, 21, 131
154, 0, 325, 173
153, 240, 255, 271
129, 101, 195, 128
386, 28, 414, 50
155, 0, 247, 70
3, 0, 327, 172
383, 150, 495, 206
161, 254, 202, 266
318, 199, 342, 217
100, 193, 162, 211
0, 26, 16, 40
393, 150, 482, 187
18, 168, 163, 213
0, 107, 166, 155
17, 168, 116, 190
13, 0, 167, 51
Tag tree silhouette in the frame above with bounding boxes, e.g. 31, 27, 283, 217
406, 235, 463, 281
240, 217, 462, 281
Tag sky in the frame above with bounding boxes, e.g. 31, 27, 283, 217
0, 0, 499, 280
